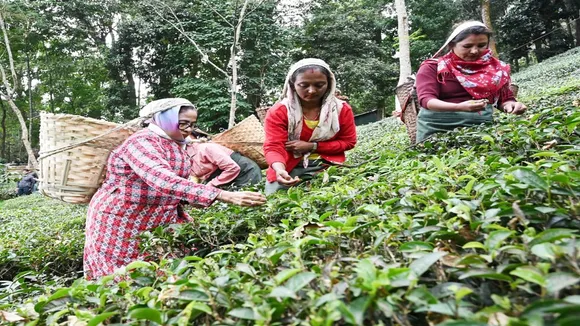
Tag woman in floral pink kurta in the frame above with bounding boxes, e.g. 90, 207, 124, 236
84, 98, 266, 280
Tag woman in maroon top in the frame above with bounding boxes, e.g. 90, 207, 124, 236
263, 58, 357, 194
415, 21, 527, 142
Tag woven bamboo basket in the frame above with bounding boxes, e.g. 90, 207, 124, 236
212, 115, 268, 169
510, 84, 519, 98
38, 112, 138, 204
395, 78, 419, 145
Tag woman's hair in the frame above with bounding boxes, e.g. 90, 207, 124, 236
448, 25, 492, 49
289, 64, 332, 89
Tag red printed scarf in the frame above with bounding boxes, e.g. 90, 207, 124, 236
436, 49, 511, 104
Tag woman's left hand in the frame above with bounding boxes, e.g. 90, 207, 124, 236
285, 140, 314, 154
503, 101, 527, 115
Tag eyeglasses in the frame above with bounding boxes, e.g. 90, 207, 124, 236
178, 121, 197, 131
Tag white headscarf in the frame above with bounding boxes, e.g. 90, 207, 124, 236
139, 98, 196, 146
139, 98, 194, 118
281, 58, 344, 158
433, 21, 489, 57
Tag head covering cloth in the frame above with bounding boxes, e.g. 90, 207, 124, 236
139, 98, 196, 144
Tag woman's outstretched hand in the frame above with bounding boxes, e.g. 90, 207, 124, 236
502, 101, 527, 115
218, 191, 267, 207
456, 99, 487, 112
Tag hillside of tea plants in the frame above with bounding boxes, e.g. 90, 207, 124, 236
0, 48, 579, 325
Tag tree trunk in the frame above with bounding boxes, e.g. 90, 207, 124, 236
394, 0, 412, 121
576, 10, 580, 46
395, 0, 412, 86
47, 57, 55, 113
27, 53, 33, 144
481, 0, 498, 57
3, 96, 37, 168
137, 77, 141, 108
125, 66, 137, 117
228, 0, 250, 128
525, 54, 530, 66
0, 100, 6, 160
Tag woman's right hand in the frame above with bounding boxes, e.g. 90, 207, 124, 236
218, 191, 267, 207
276, 170, 300, 186
456, 99, 487, 112
272, 162, 300, 186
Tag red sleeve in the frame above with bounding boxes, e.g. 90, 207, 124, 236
498, 83, 516, 106
416, 60, 440, 108
263, 103, 290, 167
123, 136, 220, 207
316, 102, 357, 154
206, 146, 241, 187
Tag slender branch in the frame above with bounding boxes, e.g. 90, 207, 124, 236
0, 62, 14, 96
0, 12, 37, 168
228, 0, 250, 128
146, 1, 230, 80
0, 88, 38, 169
201, 0, 234, 28
0, 12, 17, 90
243, 0, 268, 20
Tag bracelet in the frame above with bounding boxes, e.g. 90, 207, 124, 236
312, 142, 318, 152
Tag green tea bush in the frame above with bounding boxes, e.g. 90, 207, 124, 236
0, 184, 17, 202
0, 195, 86, 281
513, 46, 580, 100
1, 48, 579, 326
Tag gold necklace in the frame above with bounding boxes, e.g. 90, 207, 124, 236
303, 110, 321, 120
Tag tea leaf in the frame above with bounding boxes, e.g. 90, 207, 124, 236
129, 308, 163, 324
410, 252, 447, 277
529, 228, 576, 246
513, 169, 549, 190
285, 272, 316, 292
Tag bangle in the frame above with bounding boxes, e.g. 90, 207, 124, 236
312, 142, 318, 152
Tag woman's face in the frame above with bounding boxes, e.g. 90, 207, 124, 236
177, 109, 198, 140
293, 69, 329, 105
452, 34, 489, 61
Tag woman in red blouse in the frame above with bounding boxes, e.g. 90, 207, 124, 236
263, 58, 357, 195
415, 21, 527, 142
83, 98, 266, 280
187, 132, 261, 188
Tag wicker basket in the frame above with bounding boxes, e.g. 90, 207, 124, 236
395, 78, 419, 145
510, 84, 519, 98
212, 115, 268, 169
38, 112, 138, 204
